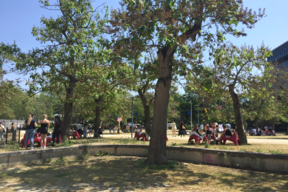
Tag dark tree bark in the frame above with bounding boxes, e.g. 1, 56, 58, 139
205, 115, 208, 125
286, 126, 288, 135
228, 85, 247, 144
145, 46, 174, 165
254, 117, 259, 129
138, 88, 154, 136
94, 101, 101, 133
62, 79, 76, 139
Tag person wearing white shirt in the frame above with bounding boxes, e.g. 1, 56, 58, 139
0, 121, 6, 143
171, 121, 177, 137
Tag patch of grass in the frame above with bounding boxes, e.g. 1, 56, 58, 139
76, 153, 91, 161
4, 142, 21, 151
136, 159, 183, 170
171, 142, 177, 146
55, 140, 74, 147
44, 158, 51, 164
256, 149, 263, 153
268, 150, 285, 154
97, 151, 112, 157
54, 156, 66, 165
240, 148, 247, 152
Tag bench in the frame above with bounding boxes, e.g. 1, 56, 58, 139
219, 132, 241, 145
188, 134, 210, 145
134, 132, 146, 141
20, 133, 41, 147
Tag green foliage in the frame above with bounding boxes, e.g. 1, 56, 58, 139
268, 150, 285, 154
97, 151, 112, 157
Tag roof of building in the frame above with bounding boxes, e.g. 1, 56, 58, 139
271, 40, 288, 52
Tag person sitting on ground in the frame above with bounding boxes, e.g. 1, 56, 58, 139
256, 127, 262, 136
217, 124, 232, 144
77, 121, 83, 135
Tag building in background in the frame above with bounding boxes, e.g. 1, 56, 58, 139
267, 41, 288, 132
268, 41, 288, 66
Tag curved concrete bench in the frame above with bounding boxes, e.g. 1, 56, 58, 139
0, 144, 287, 174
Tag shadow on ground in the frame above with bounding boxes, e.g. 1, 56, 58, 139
0, 156, 287, 192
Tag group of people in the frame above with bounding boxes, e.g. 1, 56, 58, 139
24, 114, 62, 150
249, 124, 276, 136
170, 121, 232, 143
134, 125, 150, 141
190, 123, 232, 143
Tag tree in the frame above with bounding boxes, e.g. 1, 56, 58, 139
109, 0, 265, 164
14, 0, 109, 139
212, 44, 272, 143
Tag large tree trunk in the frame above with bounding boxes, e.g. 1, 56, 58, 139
145, 47, 174, 165
62, 79, 76, 140
228, 86, 247, 144
94, 102, 101, 134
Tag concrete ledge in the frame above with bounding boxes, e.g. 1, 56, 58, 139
0, 145, 287, 174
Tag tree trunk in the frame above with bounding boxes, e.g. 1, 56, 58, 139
138, 90, 152, 136
255, 117, 259, 129
286, 126, 288, 135
228, 86, 247, 144
62, 79, 76, 140
145, 47, 174, 165
94, 103, 101, 134
205, 115, 208, 125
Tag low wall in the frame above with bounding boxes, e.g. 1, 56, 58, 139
0, 145, 287, 174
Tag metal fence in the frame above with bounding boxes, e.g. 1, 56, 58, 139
0, 119, 25, 145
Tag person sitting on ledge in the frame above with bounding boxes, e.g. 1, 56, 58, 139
216, 124, 232, 144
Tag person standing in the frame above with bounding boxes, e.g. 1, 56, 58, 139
0, 121, 6, 144
83, 122, 88, 138
24, 114, 37, 150
171, 121, 177, 137
52, 115, 62, 145
11, 123, 15, 132
40, 114, 50, 149
178, 121, 187, 137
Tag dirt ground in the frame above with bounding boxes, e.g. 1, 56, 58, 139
0, 156, 287, 192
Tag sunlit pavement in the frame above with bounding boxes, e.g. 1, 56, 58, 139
101, 132, 288, 145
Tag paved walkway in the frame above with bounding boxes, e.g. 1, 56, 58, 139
102, 134, 288, 145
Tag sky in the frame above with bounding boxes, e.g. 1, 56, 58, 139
0, 0, 288, 93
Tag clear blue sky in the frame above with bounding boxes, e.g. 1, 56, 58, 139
1, 0, 287, 91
